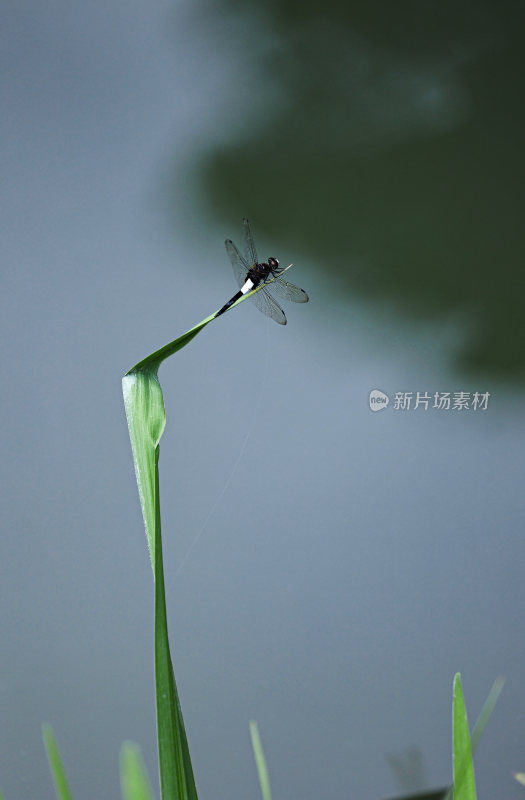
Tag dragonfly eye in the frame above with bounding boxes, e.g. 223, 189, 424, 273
268, 257, 279, 269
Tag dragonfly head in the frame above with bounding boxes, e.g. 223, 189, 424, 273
268, 257, 279, 271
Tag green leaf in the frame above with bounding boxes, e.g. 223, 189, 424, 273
122, 271, 294, 572
441, 676, 503, 800
42, 725, 74, 800
249, 721, 272, 800
124, 312, 227, 800
452, 673, 477, 800
470, 676, 505, 753
154, 446, 198, 800
123, 278, 295, 799
120, 742, 156, 800
122, 313, 215, 571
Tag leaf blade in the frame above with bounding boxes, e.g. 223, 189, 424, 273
249, 721, 272, 800
42, 724, 74, 800
120, 742, 156, 800
452, 673, 477, 800
154, 447, 198, 800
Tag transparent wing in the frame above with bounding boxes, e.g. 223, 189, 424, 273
251, 286, 287, 325
267, 276, 309, 303
225, 238, 250, 290
243, 217, 258, 268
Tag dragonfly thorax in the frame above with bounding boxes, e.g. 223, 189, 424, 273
248, 258, 279, 286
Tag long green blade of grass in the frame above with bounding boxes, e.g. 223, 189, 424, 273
123, 323, 211, 798
123, 304, 240, 799
120, 742, 156, 800
122, 275, 293, 800
469, 676, 505, 753
122, 285, 268, 569
439, 676, 503, 800
249, 721, 272, 800
123, 313, 216, 570
42, 725, 74, 800
153, 444, 198, 800
387, 676, 503, 800
452, 673, 477, 800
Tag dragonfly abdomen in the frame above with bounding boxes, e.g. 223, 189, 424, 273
215, 275, 256, 318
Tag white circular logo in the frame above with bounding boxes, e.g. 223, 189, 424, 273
369, 389, 390, 412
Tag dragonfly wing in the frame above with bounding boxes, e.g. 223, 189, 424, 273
268, 277, 309, 303
243, 218, 258, 267
225, 239, 250, 290
251, 286, 287, 325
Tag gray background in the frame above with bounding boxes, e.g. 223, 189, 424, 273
2, 1, 524, 799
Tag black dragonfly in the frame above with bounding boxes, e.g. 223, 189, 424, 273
215, 218, 309, 325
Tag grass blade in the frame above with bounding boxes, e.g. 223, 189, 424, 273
120, 742, 156, 800
452, 673, 476, 800
122, 279, 294, 566
42, 724, 73, 800
124, 313, 228, 800
249, 721, 272, 800
123, 288, 283, 798
443, 676, 503, 800
470, 676, 505, 753
122, 314, 215, 571
122, 294, 259, 570
154, 446, 198, 800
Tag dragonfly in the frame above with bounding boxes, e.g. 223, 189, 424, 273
215, 218, 309, 325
